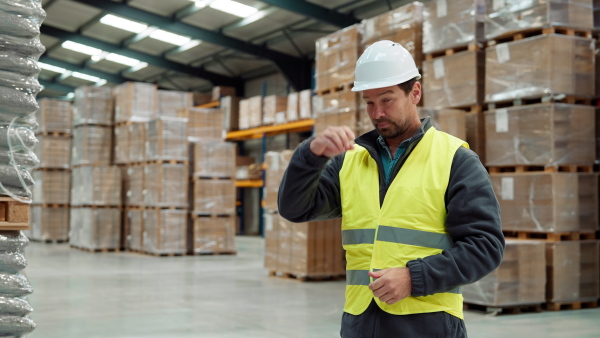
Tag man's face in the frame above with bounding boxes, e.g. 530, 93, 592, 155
362, 84, 416, 139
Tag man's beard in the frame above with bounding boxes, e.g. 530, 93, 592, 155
373, 118, 403, 139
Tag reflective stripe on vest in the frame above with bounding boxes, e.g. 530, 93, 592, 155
339, 127, 468, 319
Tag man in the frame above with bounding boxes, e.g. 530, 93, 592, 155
278, 40, 504, 337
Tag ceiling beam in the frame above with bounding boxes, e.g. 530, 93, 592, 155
39, 78, 76, 94
257, 0, 359, 28
172, 2, 203, 21
41, 25, 243, 89
221, 6, 278, 33
39, 56, 128, 84
71, 0, 310, 90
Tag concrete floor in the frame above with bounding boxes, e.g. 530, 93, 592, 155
25, 236, 600, 338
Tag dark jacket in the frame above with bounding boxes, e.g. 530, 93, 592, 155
278, 118, 505, 298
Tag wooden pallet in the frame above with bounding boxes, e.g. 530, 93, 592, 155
35, 131, 71, 137
463, 302, 543, 315
315, 82, 354, 96
70, 205, 123, 209
33, 203, 70, 208
487, 95, 593, 109
32, 167, 71, 172
193, 176, 234, 181
502, 231, 597, 242
0, 197, 30, 231
74, 122, 112, 128
72, 163, 112, 168
143, 160, 189, 166
192, 213, 235, 218
488, 165, 594, 174
71, 246, 120, 253
128, 249, 187, 257
488, 26, 593, 46
544, 300, 599, 311
192, 250, 237, 256
268, 270, 345, 282
30, 238, 69, 244
447, 104, 485, 114
425, 43, 481, 61
145, 206, 188, 210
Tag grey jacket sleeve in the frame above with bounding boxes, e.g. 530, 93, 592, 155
278, 138, 344, 222
407, 148, 505, 297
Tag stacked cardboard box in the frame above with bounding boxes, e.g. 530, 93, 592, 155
485, 35, 595, 103
264, 213, 345, 278
212, 86, 236, 102
286, 90, 313, 123
178, 107, 223, 142
143, 209, 188, 255
315, 25, 362, 92
28, 99, 72, 242
191, 140, 237, 254
362, 2, 424, 68
313, 91, 360, 136
157, 90, 193, 118
114, 82, 157, 124
263, 95, 287, 125
221, 96, 240, 132
70, 86, 120, 251
463, 240, 546, 307
264, 150, 294, 211
484, 0, 594, 41
418, 108, 467, 140
422, 0, 484, 54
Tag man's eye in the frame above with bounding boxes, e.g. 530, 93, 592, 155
366, 102, 374, 105
382, 98, 391, 103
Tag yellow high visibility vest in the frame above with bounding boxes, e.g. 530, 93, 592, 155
339, 127, 468, 319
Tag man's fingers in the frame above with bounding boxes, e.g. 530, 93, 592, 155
322, 134, 344, 154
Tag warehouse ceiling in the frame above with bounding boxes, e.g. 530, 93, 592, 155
38, 0, 416, 99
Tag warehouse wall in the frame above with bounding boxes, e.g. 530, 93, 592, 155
245, 73, 291, 97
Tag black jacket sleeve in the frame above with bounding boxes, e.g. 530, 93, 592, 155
407, 147, 505, 296
278, 137, 344, 222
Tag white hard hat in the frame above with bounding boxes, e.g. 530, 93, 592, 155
352, 40, 421, 92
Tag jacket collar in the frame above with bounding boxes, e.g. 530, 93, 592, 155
355, 117, 433, 154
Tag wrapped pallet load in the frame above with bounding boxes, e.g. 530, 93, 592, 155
0, 0, 47, 335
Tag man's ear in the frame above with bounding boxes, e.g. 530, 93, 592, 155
411, 82, 422, 105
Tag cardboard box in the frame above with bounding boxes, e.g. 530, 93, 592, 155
314, 112, 358, 137
193, 141, 236, 178
249, 96, 263, 128
34, 135, 71, 169
124, 208, 143, 251
193, 179, 236, 215
212, 86, 236, 102
485, 0, 594, 40
143, 163, 189, 208
265, 213, 344, 276
71, 125, 112, 166
142, 209, 188, 254
221, 96, 240, 132
286, 92, 299, 122
485, 103, 595, 166
465, 112, 486, 163
362, 1, 423, 68
113, 124, 129, 165
157, 90, 193, 118
423, 0, 485, 54
178, 107, 224, 142
463, 239, 546, 306
145, 117, 188, 161
124, 165, 144, 207
423, 50, 485, 108
29, 206, 69, 241
36, 99, 72, 134
192, 92, 212, 106
264, 150, 294, 211
313, 91, 359, 117
129, 122, 146, 163
546, 240, 600, 302
193, 216, 236, 253
299, 89, 313, 120
73, 86, 113, 126
71, 166, 122, 206
69, 207, 121, 250
315, 25, 362, 91
491, 172, 599, 233
418, 108, 467, 140
239, 99, 250, 130
263, 95, 287, 125
486, 35, 595, 102
32, 170, 71, 205
114, 82, 158, 123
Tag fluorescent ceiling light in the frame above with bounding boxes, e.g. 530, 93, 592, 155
178, 40, 202, 52
66, 93, 75, 99
72, 72, 102, 82
105, 53, 142, 67
193, 0, 207, 8
99, 14, 148, 33
127, 62, 149, 73
62, 41, 102, 56
209, 0, 258, 18
149, 29, 191, 46
95, 79, 108, 86
38, 62, 67, 73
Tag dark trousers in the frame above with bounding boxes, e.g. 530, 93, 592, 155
341, 300, 467, 338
